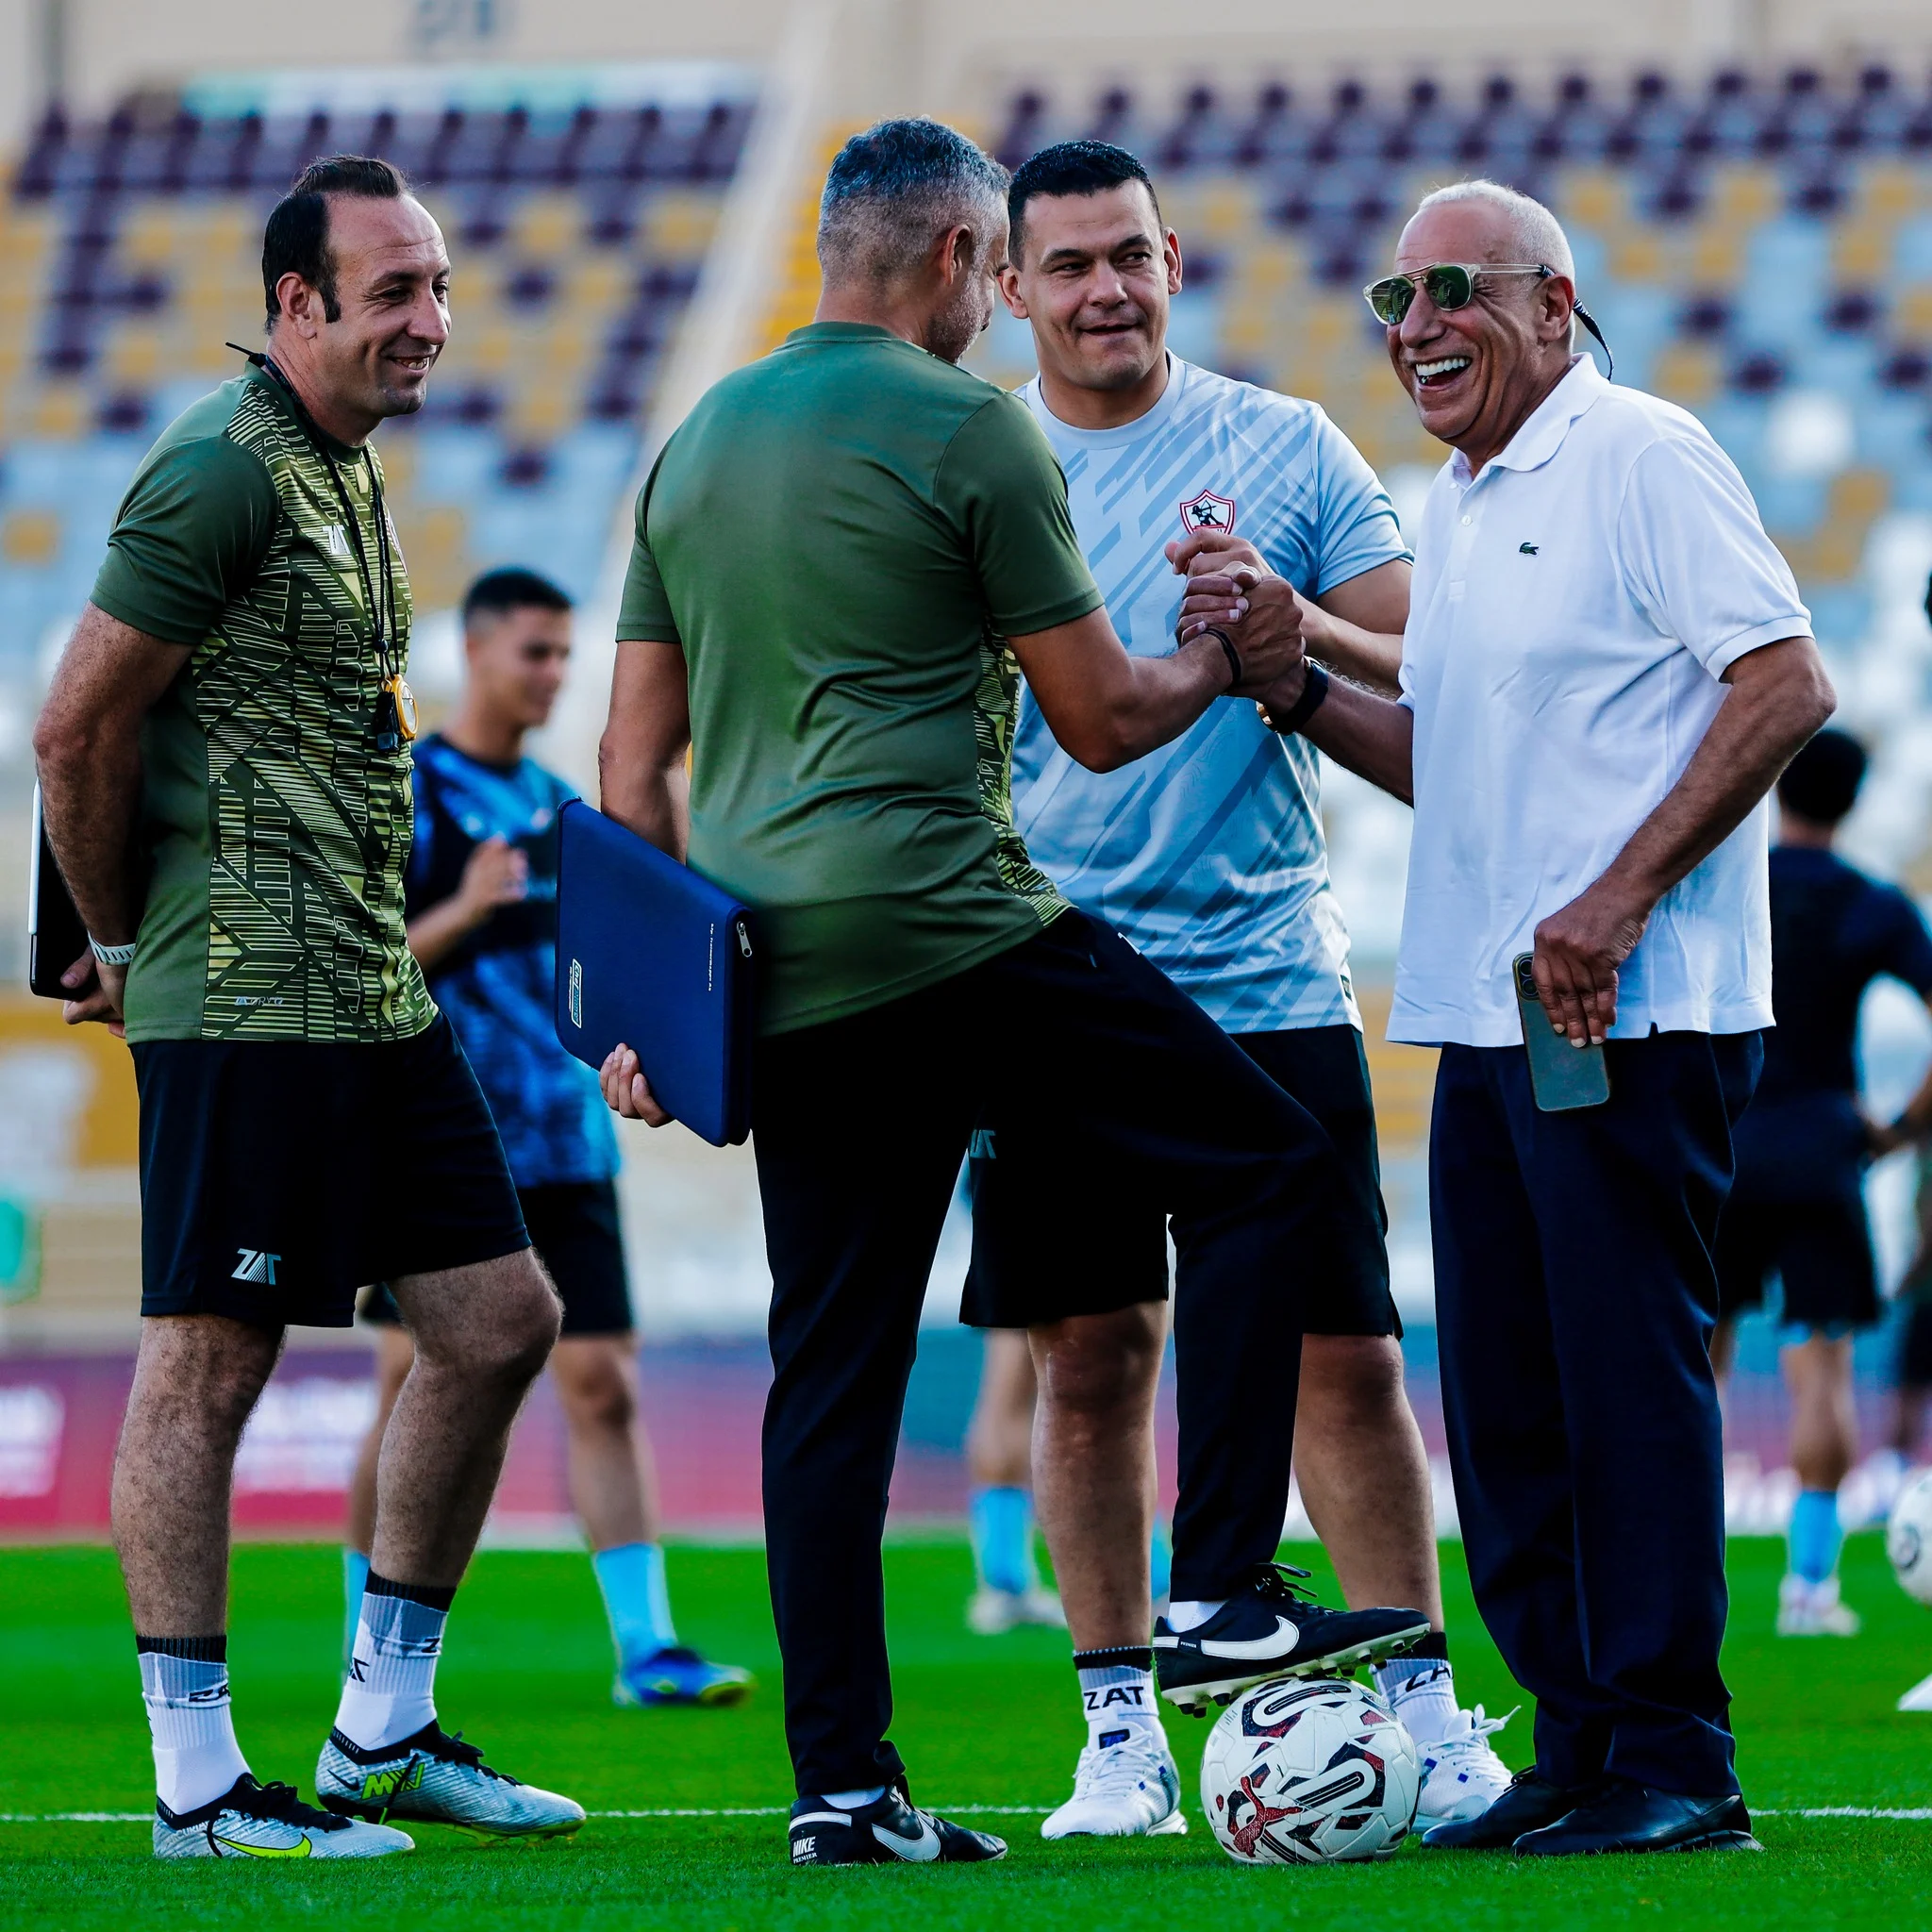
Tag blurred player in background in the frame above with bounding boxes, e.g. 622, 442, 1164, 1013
34, 158, 581, 1857
346, 567, 751, 1709
976, 141, 1509, 1840
1712, 727, 1932, 1638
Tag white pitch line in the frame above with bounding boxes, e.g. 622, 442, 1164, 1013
5, 1804, 1930, 1825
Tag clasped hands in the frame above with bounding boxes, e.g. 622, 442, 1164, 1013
1166, 530, 1316, 715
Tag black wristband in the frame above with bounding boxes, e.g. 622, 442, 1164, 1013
1263, 661, 1329, 735
1203, 626, 1242, 690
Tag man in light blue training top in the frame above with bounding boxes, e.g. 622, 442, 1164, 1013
969, 142, 1511, 1840
345, 567, 750, 1710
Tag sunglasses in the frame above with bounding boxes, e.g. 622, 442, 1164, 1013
1362, 262, 1616, 376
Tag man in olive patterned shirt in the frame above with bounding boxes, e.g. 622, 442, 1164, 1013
34, 157, 581, 1858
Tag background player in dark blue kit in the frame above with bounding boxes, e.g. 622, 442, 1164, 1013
345, 568, 750, 1708
1712, 728, 1932, 1639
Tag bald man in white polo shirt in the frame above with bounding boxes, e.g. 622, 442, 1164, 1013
1180, 179, 1833, 1858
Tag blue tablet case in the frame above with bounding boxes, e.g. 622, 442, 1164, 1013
554, 799, 756, 1148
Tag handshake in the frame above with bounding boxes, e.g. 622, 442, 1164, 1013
1163, 530, 1321, 724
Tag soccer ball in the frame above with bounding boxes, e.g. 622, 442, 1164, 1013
1889, 1470, 1932, 1607
1199, 1677, 1420, 1865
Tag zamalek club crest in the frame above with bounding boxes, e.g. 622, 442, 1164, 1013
1179, 490, 1237, 536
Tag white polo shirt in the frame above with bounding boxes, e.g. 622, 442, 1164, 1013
1390, 357, 1810, 1048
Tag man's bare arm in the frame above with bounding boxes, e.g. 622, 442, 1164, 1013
599, 637, 691, 859
593, 636, 693, 1128
1008, 603, 1301, 774
1307, 558, 1408, 695
1533, 636, 1837, 1046
1268, 664, 1416, 805
31, 604, 190, 1027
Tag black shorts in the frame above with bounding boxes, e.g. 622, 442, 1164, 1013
1713, 1190, 1879, 1334
361, 1179, 632, 1337
961, 1022, 1398, 1337
133, 1015, 529, 1328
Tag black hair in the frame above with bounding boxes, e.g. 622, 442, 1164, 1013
461, 566, 574, 628
1008, 141, 1161, 265
816, 118, 1008, 282
1777, 725, 1866, 824
262, 154, 408, 324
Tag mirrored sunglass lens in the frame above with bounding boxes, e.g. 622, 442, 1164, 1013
1368, 277, 1412, 323
1424, 264, 1475, 309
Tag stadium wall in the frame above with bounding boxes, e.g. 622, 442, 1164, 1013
8, 0, 1932, 152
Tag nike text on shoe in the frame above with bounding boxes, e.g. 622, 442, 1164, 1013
787, 1782, 1007, 1866
316, 1723, 585, 1840
612, 1645, 755, 1708
155, 1774, 412, 1859
1415, 1705, 1518, 1829
1154, 1563, 1429, 1714
1041, 1727, 1188, 1840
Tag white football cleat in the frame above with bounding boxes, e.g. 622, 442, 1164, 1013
1412, 1705, 1517, 1829
155, 1774, 412, 1858
1775, 1573, 1861, 1637
316, 1723, 585, 1840
1041, 1727, 1187, 1840
967, 1585, 1066, 1635
1897, 1670, 1932, 1712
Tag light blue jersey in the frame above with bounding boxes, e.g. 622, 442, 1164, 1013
1013, 358, 1408, 1033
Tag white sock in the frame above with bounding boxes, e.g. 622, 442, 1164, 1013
824, 1786, 887, 1807
1165, 1599, 1224, 1633
1075, 1653, 1162, 1750
1375, 1656, 1460, 1746
333, 1575, 451, 1752
139, 1638, 250, 1815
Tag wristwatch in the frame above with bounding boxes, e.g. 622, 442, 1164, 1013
89, 936, 137, 968
1260, 662, 1330, 736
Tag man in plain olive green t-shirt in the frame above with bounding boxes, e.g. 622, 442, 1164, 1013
596, 119, 1407, 1865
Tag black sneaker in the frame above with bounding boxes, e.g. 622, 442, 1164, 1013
788, 1781, 1007, 1866
1153, 1563, 1430, 1715
1421, 1764, 1601, 1849
1512, 1782, 1761, 1857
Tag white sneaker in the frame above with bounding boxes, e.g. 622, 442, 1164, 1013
1041, 1727, 1187, 1840
967, 1585, 1066, 1634
1897, 1670, 1932, 1712
1413, 1706, 1517, 1829
316, 1722, 585, 1840
1776, 1573, 1861, 1637
155, 1774, 412, 1858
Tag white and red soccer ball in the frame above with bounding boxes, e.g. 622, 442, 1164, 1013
1199, 1677, 1420, 1865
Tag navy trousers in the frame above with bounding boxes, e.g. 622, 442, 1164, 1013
1430, 1029, 1761, 1795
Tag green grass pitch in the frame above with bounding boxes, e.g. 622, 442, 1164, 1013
1, 1535, 1928, 1929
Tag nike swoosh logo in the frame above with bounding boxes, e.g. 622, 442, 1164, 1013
873, 1816, 941, 1862
212, 1832, 313, 1857
1194, 1616, 1301, 1660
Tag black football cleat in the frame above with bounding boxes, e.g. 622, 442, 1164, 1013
1154, 1562, 1429, 1715
1512, 1782, 1761, 1857
788, 1780, 1007, 1866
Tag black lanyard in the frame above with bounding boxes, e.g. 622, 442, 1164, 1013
230, 345, 408, 748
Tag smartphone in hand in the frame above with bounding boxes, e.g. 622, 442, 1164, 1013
1513, 952, 1610, 1113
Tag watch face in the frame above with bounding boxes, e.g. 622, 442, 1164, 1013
390, 676, 420, 741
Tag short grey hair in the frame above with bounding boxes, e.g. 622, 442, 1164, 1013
817, 117, 1010, 286
1411, 178, 1574, 280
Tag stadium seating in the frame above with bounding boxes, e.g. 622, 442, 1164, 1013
0, 90, 754, 692
970, 66, 1932, 893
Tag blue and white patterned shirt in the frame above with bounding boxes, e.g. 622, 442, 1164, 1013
1013, 358, 1409, 1033
405, 736, 619, 1189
